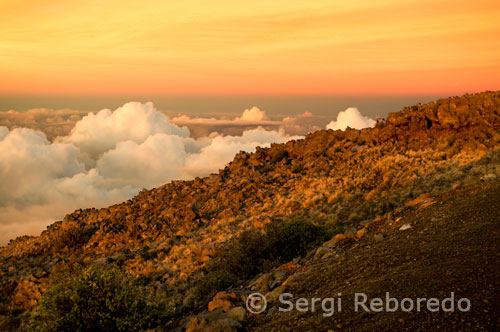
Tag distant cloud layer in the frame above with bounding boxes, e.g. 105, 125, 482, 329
236, 106, 269, 122
326, 107, 376, 131
0, 105, 321, 139
0, 108, 88, 140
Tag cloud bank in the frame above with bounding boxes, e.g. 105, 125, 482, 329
0, 108, 88, 140
236, 106, 269, 122
0, 102, 300, 245
57, 102, 189, 165
0, 105, 320, 140
170, 106, 283, 138
326, 107, 376, 131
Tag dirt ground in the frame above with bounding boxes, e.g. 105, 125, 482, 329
246, 181, 500, 332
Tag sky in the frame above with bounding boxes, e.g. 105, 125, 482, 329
1, 0, 499, 95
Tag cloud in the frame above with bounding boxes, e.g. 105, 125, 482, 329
236, 106, 269, 122
0, 126, 9, 140
173, 108, 323, 136
0, 128, 84, 207
0, 108, 88, 140
170, 107, 334, 138
0, 102, 301, 245
0, 127, 115, 245
1, 105, 329, 140
171, 106, 276, 126
281, 111, 323, 136
96, 133, 187, 188
57, 102, 189, 163
170, 106, 281, 138
326, 107, 376, 131
184, 127, 301, 177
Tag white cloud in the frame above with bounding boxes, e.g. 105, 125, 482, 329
0, 126, 9, 140
184, 127, 301, 177
0, 128, 84, 207
0, 108, 88, 140
58, 102, 189, 162
96, 133, 187, 188
326, 107, 376, 131
281, 111, 323, 136
236, 106, 269, 122
1, 105, 328, 140
171, 106, 278, 127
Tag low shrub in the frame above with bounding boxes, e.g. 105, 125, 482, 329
193, 271, 237, 300
194, 218, 338, 300
52, 223, 97, 252
292, 163, 304, 173
271, 150, 288, 163
28, 264, 171, 332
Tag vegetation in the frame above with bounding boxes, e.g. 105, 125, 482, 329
28, 264, 171, 332
270, 150, 288, 163
51, 222, 97, 253
194, 218, 338, 300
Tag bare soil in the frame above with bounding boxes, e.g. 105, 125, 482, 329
247, 181, 500, 332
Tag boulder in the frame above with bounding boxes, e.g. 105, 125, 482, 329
226, 306, 247, 323
399, 223, 412, 231
323, 234, 347, 248
356, 228, 366, 239
265, 285, 286, 303
314, 247, 335, 260
208, 298, 232, 312
481, 174, 496, 182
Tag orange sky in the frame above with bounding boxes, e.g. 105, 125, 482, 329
1, 0, 499, 95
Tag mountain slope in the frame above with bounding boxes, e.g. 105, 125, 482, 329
1, 91, 500, 330
247, 180, 500, 331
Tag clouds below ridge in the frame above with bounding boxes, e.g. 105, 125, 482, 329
326, 107, 376, 131
57, 102, 189, 165
0, 105, 318, 140
0, 102, 301, 245
236, 106, 269, 122
0, 102, 375, 244
0, 108, 88, 141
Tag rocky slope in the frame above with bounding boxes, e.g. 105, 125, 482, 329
1, 91, 500, 330
245, 180, 500, 331
186, 180, 500, 332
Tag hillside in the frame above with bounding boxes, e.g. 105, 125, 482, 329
246, 180, 500, 331
1, 91, 500, 331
